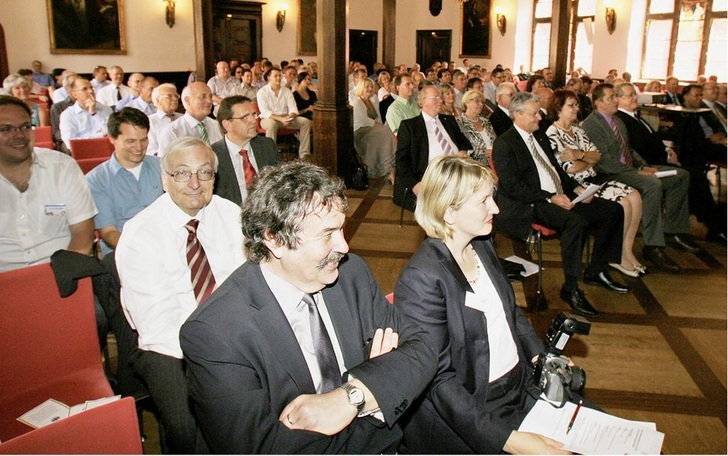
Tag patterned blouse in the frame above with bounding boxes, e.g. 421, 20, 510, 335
458, 114, 496, 163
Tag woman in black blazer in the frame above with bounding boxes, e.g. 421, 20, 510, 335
395, 156, 568, 454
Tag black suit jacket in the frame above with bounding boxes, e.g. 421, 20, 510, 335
211, 135, 279, 205
180, 254, 438, 454
615, 110, 668, 165
659, 92, 684, 106
394, 114, 472, 211
489, 106, 513, 136
492, 126, 580, 239
395, 237, 544, 453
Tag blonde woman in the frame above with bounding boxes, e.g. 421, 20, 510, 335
3, 74, 49, 127
352, 78, 396, 182
457, 89, 496, 164
439, 83, 460, 117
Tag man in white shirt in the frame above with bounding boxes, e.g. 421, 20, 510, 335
126, 76, 158, 115
156, 82, 222, 156
207, 61, 239, 117
90, 65, 110, 93
114, 72, 145, 111
117, 137, 245, 454
236, 69, 258, 101
257, 68, 312, 159
95, 66, 133, 109
146, 83, 182, 156
452, 70, 467, 109
59, 78, 113, 150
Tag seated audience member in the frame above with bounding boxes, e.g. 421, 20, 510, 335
31, 60, 55, 89
484, 67, 504, 106
716, 83, 727, 114
376, 71, 392, 102
466, 77, 484, 94
51, 69, 75, 104
60, 77, 113, 150
208, 61, 239, 117
146, 83, 182, 156
643, 80, 662, 93
681, 84, 727, 150
347, 68, 368, 103
526, 74, 545, 93
0, 95, 97, 271
114, 72, 145, 111
701, 80, 726, 128
352, 78, 396, 182
282, 65, 299, 91
457, 89, 496, 164
661, 76, 684, 106
293, 72, 317, 120
493, 92, 626, 317
211, 96, 279, 205
451, 70, 467, 109
50, 72, 79, 152
546, 89, 645, 277
117, 137, 245, 454
385, 74, 420, 136
96, 66, 132, 109
394, 84, 472, 211
156, 82, 223, 156
16, 69, 45, 96
86, 108, 163, 258
180, 160, 437, 454
257, 67, 312, 159
396, 155, 582, 454
438, 83, 460, 117
490, 82, 516, 136
437, 68, 452, 86
533, 87, 554, 131
577, 76, 594, 120
90, 65, 110, 93
3, 74, 49, 127
125, 76, 159, 115
582, 84, 696, 273
236, 69, 258, 101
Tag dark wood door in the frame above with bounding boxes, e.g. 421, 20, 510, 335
349, 30, 378, 72
211, 1, 262, 67
416, 30, 451, 70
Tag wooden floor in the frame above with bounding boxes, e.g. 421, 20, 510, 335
121, 169, 726, 454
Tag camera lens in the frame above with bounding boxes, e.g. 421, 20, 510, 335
569, 367, 587, 392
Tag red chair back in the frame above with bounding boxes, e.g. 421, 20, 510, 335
77, 157, 108, 174
0, 263, 113, 441
34, 126, 55, 150
69, 137, 114, 160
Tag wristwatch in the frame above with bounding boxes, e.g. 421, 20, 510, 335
341, 382, 365, 414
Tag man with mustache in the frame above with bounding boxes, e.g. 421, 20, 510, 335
180, 161, 437, 453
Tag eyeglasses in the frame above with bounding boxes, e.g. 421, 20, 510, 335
166, 169, 215, 182
0, 123, 33, 135
229, 112, 259, 121
424, 95, 443, 100
160, 94, 180, 100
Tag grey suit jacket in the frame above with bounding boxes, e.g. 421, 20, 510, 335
180, 254, 438, 454
395, 237, 544, 453
211, 135, 279, 205
581, 111, 648, 174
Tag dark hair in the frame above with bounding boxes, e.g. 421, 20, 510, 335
0, 95, 32, 117
241, 161, 348, 263
17, 69, 32, 77
580, 75, 593, 85
526, 74, 544, 93
548, 89, 578, 121
682, 83, 701, 96
437, 68, 451, 79
466, 77, 482, 90
216, 95, 253, 132
264, 67, 281, 82
491, 68, 505, 78
52, 68, 66, 78
296, 71, 309, 84
108, 107, 150, 138
591, 83, 614, 102
393, 74, 410, 89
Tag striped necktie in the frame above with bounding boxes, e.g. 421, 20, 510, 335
527, 135, 563, 194
301, 292, 341, 393
184, 219, 216, 304
607, 116, 633, 167
197, 122, 210, 144
432, 118, 454, 156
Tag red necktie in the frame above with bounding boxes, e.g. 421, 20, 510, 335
184, 219, 216, 305
239, 148, 257, 185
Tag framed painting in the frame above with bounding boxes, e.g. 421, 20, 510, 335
47, 0, 126, 54
297, 0, 317, 56
459, 0, 491, 58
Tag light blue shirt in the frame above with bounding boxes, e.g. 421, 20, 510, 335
86, 153, 163, 256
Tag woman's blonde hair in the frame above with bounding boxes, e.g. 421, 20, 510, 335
354, 78, 374, 98
439, 83, 454, 97
415, 155, 496, 240
461, 89, 485, 108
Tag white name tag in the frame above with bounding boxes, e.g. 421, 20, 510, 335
44, 204, 67, 216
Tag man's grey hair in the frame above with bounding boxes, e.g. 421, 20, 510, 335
614, 82, 634, 97
241, 161, 348, 263
418, 84, 440, 107
496, 82, 516, 97
160, 137, 219, 173
509, 91, 539, 118
152, 83, 178, 105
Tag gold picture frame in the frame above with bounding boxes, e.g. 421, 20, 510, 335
47, 0, 126, 55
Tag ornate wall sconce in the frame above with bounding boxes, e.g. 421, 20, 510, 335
495, 9, 507, 36
164, 0, 176, 28
605, 2, 616, 35
276, 5, 287, 32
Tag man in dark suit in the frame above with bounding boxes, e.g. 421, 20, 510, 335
661, 76, 684, 106
583, 84, 698, 273
493, 92, 626, 318
180, 161, 437, 454
212, 96, 279, 205
490, 82, 516, 136
534, 87, 553, 132
394, 85, 472, 211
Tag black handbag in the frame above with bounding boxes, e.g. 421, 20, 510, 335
346, 152, 369, 191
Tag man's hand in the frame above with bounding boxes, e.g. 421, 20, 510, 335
279, 389, 356, 436
572, 186, 593, 204
666, 148, 681, 166
559, 148, 579, 162
503, 430, 571, 455
84, 97, 97, 114
550, 194, 574, 210
638, 166, 658, 176
369, 328, 398, 358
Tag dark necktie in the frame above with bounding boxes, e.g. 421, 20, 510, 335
116, 85, 121, 102
635, 111, 654, 133
301, 292, 341, 393
607, 116, 633, 167
527, 135, 563, 194
239, 148, 257, 185
184, 219, 216, 304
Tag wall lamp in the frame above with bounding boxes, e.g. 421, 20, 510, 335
164, 0, 176, 28
276, 4, 287, 32
495, 8, 507, 36
605, 1, 616, 35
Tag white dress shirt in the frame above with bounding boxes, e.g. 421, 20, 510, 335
207, 76, 240, 115
51, 87, 69, 104
422, 112, 459, 161
156, 113, 223, 157
256, 84, 299, 118
59, 102, 113, 149
0, 148, 97, 272
96, 83, 133, 107
147, 111, 182, 156
126, 97, 157, 115
117, 193, 245, 358
224, 136, 260, 202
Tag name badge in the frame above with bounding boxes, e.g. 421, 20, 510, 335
44, 204, 67, 216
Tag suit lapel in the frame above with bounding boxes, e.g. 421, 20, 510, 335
213, 141, 243, 203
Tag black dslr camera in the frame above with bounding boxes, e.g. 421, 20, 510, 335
532, 312, 591, 406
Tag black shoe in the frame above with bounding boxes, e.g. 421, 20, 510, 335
706, 231, 727, 245
666, 234, 700, 252
583, 271, 629, 293
642, 246, 681, 273
560, 286, 600, 317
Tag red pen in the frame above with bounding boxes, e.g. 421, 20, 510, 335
566, 400, 583, 434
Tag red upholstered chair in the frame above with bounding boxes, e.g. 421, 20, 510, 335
0, 397, 142, 454
252, 101, 300, 154
0, 263, 114, 443
69, 136, 114, 160
33, 126, 55, 150
77, 156, 108, 174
